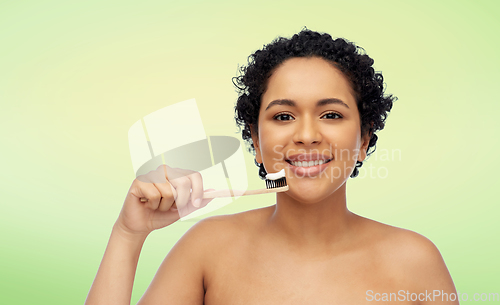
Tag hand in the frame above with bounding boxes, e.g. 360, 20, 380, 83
115, 164, 214, 236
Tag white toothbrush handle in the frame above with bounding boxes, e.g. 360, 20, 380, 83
202, 185, 289, 199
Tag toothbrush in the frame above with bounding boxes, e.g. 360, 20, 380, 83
202, 169, 288, 199
139, 169, 288, 202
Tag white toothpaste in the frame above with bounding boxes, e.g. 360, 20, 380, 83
265, 169, 285, 180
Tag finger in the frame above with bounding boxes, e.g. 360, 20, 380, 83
169, 175, 191, 210
148, 165, 178, 211
168, 168, 204, 207
177, 189, 216, 218
185, 171, 204, 207
167, 167, 199, 204
199, 198, 213, 209
200, 189, 216, 208
142, 167, 178, 210
157, 180, 176, 212
136, 165, 168, 184
136, 175, 162, 210
157, 164, 180, 202
161, 164, 189, 181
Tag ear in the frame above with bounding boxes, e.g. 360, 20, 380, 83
250, 125, 262, 164
357, 130, 372, 163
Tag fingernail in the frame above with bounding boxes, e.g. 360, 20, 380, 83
193, 198, 201, 207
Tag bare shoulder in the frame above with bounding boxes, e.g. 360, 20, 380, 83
355, 215, 457, 297
356, 216, 445, 268
357, 216, 441, 259
172, 206, 272, 263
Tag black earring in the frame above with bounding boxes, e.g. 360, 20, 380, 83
254, 158, 267, 180
350, 161, 363, 178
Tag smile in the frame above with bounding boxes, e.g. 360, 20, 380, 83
287, 159, 332, 167
284, 154, 333, 177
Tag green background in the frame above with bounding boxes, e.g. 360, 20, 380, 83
1, 0, 499, 303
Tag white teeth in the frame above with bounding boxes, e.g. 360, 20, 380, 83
290, 159, 330, 167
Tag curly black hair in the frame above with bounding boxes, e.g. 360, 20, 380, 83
233, 28, 396, 179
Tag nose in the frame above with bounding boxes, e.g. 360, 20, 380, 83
293, 116, 322, 145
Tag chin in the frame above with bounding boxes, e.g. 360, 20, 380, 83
283, 179, 342, 205
283, 190, 329, 205
270, 163, 348, 204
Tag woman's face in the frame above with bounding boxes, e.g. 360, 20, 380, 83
252, 56, 370, 204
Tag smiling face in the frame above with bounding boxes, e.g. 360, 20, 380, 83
251, 56, 371, 204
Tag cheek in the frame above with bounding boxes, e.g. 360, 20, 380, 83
261, 137, 284, 162
327, 130, 361, 163
259, 127, 288, 172
259, 122, 284, 150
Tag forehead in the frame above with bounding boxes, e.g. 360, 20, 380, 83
262, 57, 357, 109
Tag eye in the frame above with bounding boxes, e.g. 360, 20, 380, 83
321, 112, 343, 120
273, 112, 295, 121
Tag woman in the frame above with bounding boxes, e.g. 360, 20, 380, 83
86, 29, 458, 304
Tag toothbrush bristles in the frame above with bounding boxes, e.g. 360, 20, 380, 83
265, 177, 287, 189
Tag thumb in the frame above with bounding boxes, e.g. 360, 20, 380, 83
200, 189, 216, 208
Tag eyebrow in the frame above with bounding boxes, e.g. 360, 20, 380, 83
264, 98, 350, 111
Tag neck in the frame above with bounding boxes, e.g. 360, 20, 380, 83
266, 182, 355, 254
